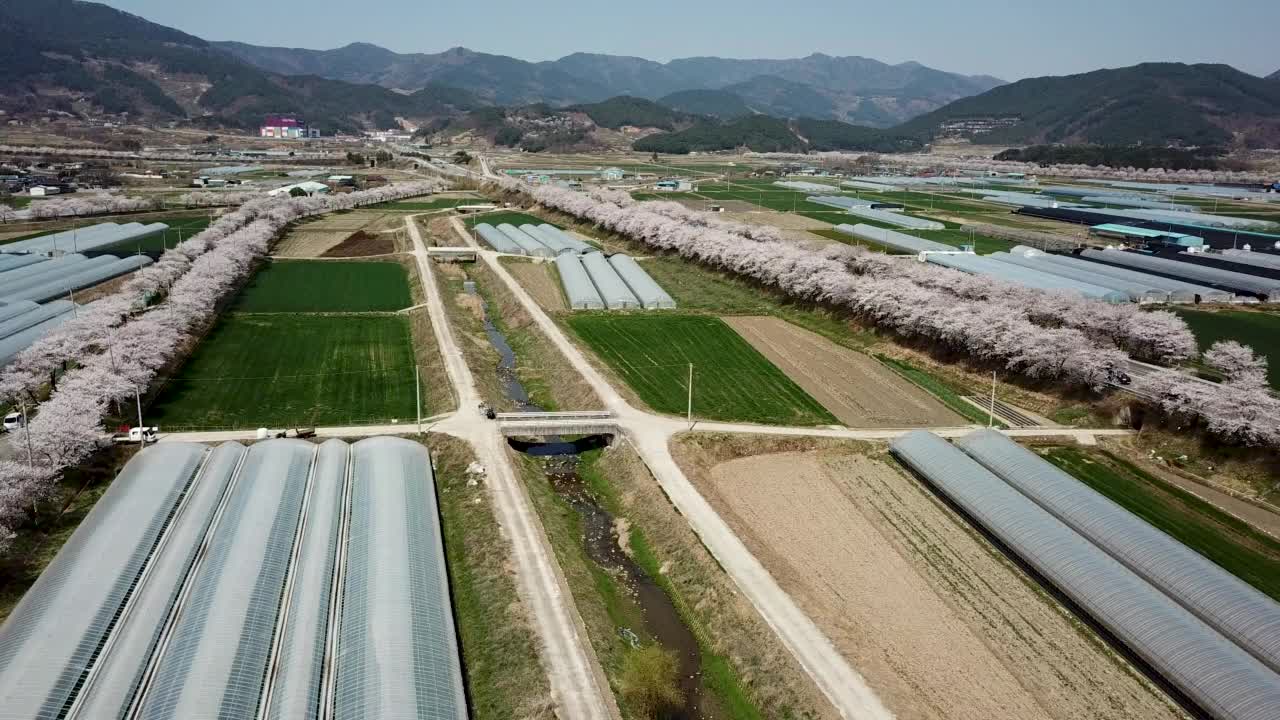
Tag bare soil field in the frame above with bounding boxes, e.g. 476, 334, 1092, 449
302, 210, 390, 231
504, 260, 566, 312
673, 434, 1186, 720
426, 216, 466, 247
274, 230, 353, 257
321, 230, 395, 257
275, 211, 399, 257
723, 316, 962, 427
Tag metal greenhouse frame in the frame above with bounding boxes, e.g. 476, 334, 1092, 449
581, 252, 641, 309
607, 254, 676, 309
890, 431, 1280, 720
554, 254, 605, 310
955, 429, 1280, 676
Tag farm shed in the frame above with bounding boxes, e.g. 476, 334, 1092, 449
581, 252, 641, 309
1080, 249, 1280, 300
843, 206, 945, 231
607, 254, 676, 309
0, 255, 154, 304
0, 437, 467, 720
538, 224, 595, 253
497, 223, 555, 258
890, 431, 1280, 720
835, 224, 954, 253
955, 429, 1280, 675
928, 253, 1130, 303
554, 253, 605, 310
1025, 250, 1233, 303
988, 252, 1169, 303
473, 223, 524, 254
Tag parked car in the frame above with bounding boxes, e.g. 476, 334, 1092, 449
2, 412, 23, 432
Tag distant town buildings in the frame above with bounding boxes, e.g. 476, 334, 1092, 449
261, 115, 320, 139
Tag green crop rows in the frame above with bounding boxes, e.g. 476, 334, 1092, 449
566, 314, 836, 425
232, 260, 412, 313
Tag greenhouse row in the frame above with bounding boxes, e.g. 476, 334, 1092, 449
842, 179, 902, 192
1086, 206, 1276, 231
807, 195, 875, 210
2, 221, 169, 256
835, 223, 954, 253
555, 252, 675, 310
1079, 196, 1194, 211
1080, 248, 1280, 300
994, 248, 1231, 303
773, 180, 838, 192
842, 205, 945, 230
0, 254, 154, 304
472, 222, 593, 256
891, 430, 1280, 720
0, 300, 79, 366
0, 437, 467, 720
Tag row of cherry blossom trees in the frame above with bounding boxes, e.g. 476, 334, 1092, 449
0, 144, 343, 162
515, 182, 1278, 446
28, 191, 163, 219
0, 180, 443, 551
178, 191, 263, 208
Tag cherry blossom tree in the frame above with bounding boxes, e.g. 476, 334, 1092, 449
1203, 341, 1269, 388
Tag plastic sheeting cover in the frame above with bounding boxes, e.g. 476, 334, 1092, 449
0, 254, 89, 287
0, 443, 208, 720
581, 252, 641, 309
472, 223, 523, 254
608, 254, 676, 309
3, 255, 154, 304
333, 437, 467, 720
988, 253, 1168, 302
835, 224, 953, 253
519, 224, 574, 254
497, 223, 554, 258
955, 429, 1280, 675
554, 254, 605, 310
538, 224, 595, 253
1081, 249, 1280, 298
890, 431, 1280, 720
844, 206, 945, 230
0, 300, 77, 342
1036, 252, 1232, 302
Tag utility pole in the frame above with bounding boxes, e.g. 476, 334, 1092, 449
988, 371, 997, 428
686, 363, 693, 423
415, 365, 422, 434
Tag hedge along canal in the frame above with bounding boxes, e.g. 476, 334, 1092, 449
471, 285, 715, 719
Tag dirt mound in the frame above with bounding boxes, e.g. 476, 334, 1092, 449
322, 230, 395, 257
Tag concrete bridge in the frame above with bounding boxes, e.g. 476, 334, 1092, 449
494, 411, 618, 437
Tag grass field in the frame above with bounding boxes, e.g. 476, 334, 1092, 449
150, 314, 418, 429
1043, 447, 1280, 602
566, 314, 836, 425
465, 211, 556, 230
232, 260, 412, 313
1173, 308, 1280, 391
373, 198, 484, 211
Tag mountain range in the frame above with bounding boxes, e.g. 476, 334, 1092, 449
214, 42, 1004, 126
1, 0, 1277, 153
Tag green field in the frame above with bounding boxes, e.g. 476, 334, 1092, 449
1173, 308, 1280, 391
464, 211, 556, 230
1044, 447, 1280, 602
373, 198, 484, 211
566, 314, 836, 425
232, 260, 412, 313
150, 314, 418, 429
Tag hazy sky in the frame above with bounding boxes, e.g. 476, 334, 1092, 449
99, 0, 1278, 80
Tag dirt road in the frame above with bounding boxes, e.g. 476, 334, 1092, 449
724, 316, 962, 428
686, 445, 1186, 720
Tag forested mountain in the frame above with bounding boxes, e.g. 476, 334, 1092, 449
657, 89, 754, 119
0, 0, 479, 131
1269, 69, 1280, 81
632, 115, 922, 154
897, 63, 1280, 147
216, 42, 1004, 125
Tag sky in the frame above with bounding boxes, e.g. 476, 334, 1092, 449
98, 0, 1279, 80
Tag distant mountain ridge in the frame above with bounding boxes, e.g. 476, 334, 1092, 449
896, 63, 1280, 147
214, 41, 1005, 126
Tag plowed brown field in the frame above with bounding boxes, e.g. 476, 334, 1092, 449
723, 316, 962, 427
679, 439, 1185, 720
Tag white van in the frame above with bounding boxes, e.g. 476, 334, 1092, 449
2, 412, 23, 433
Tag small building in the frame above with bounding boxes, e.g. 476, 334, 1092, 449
261, 115, 310, 139
29, 185, 60, 196
268, 181, 330, 197
601, 167, 625, 181
654, 179, 693, 192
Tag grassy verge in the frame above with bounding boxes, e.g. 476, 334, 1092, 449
1042, 447, 1280, 601
430, 435, 555, 719
875, 355, 997, 427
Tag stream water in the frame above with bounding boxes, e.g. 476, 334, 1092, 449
476, 293, 713, 719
